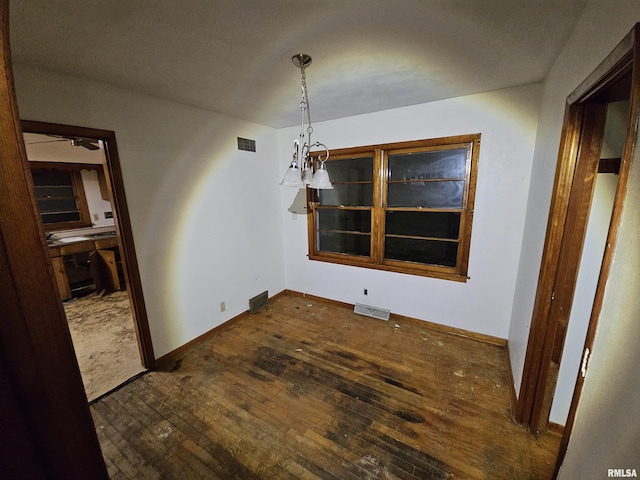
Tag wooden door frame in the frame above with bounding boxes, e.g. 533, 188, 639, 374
0, 0, 108, 476
554, 24, 640, 474
517, 24, 639, 437
21, 120, 156, 370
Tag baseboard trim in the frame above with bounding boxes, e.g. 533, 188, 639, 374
547, 422, 565, 437
155, 311, 249, 368
155, 289, 288, 368
285, 290, 354, 310
286, 289, 506, 346
504, 342, 518, 419
391, 312, 507, 346
156, 289, 508, 369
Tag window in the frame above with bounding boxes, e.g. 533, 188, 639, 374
30, 162, 92, 230
307, 134, 480, 281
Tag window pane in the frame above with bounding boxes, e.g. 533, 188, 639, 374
31, 169, 74, 186
33, 185, 74, 198
385, 211, 460, 239
384, 237, 458, 267
318, 209, 371, 233
318, 232, 370, 256
37, 198, 78, 213
319, 184, 373, 206
41, 212, 81, 224
388, 148, 467, 181
31, 168, 87, 227
326, 156, 373, 182
387, 180, 464, 208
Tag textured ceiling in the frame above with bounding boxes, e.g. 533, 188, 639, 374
9, 1, 587, 128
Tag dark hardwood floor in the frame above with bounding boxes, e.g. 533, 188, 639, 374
91, 293, 560, 479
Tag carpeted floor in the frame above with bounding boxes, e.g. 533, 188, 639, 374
64, 290, 145, 402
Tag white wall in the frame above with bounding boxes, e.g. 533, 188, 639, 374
13, 65, 286, 358
80, 169, 115, 228
508, 2, 640, 394
279, 84, 542, 339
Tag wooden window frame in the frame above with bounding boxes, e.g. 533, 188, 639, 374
30, 161, 99, 231
307, 134, 480, 282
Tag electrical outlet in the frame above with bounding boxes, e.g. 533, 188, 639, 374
220, 301, 226, 312
93, 213, 99, 221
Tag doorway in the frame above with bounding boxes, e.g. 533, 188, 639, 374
516, 23, 639, 472
549, 97, 628, 426
22, 120, 156, 401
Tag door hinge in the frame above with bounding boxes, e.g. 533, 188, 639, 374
580, 347, 591, 378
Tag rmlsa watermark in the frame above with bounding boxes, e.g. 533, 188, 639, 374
608, 469, 638, 478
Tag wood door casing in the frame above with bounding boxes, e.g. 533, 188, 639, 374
517, 23, 639, 450
0, 0, 109, 476
530, 102, 608, 431
21, 119, 156, 369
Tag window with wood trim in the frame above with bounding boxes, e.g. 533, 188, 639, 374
307, 134, 480, 281
30, 163, 92, 230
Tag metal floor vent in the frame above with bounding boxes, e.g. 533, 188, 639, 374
354, 303, 390, 321
249, 291, 268, 314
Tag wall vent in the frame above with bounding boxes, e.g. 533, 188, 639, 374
354, 303, 390, 321
237, 137, 256, 152
249, 290, 268, 314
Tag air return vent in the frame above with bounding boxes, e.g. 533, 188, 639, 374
249, 291, 268, 314
237, 137, 256, 152
354, 303, 390, 321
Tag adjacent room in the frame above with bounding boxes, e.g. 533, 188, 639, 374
2, 1, 639, 479
23, 131, 145, 401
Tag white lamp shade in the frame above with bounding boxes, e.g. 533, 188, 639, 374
302, 164, 313, 185
280, 165, 304, 187
309, 167, 333, 189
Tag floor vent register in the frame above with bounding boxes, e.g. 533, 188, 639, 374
354, 303, 390, 321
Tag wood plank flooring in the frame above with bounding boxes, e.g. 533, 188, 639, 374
91, 293, 560, 479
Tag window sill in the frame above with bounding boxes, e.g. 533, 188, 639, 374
308, 254, 469, 283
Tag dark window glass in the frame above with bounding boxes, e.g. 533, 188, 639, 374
387, 180, 464, 208
385, 211, 460, 239
31, 169, 73, 186
37, 198, 78, 213
325, 156, 373, 182
41, 212, 81, 224
318, 232, 370, 257
384, 237, 458, 267
319, 184, 373, 206
388, 149, 467, 181
30, 168, 87, 227
33, 185, 74, 198
317, 210, 371, 233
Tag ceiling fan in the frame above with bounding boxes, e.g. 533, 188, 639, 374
68, 137, 100, 150
27, 134, 101, 151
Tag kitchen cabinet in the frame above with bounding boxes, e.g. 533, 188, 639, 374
48, 234, 124, 301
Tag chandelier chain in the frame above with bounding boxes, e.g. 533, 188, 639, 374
280, 54, 332, 189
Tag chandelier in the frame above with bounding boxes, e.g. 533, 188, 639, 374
280, 54, 333, 189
